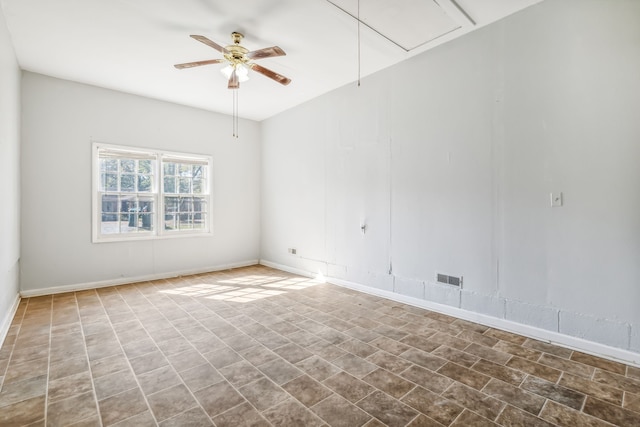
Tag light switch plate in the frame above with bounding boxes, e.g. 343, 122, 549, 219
550, 192, 563, 207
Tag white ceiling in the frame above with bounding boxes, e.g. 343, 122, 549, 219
0, 0, 542, 121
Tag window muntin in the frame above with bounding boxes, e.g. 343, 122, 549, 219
93, 144, 211, 242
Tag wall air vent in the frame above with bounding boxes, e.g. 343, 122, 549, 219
437, 273, 462, 287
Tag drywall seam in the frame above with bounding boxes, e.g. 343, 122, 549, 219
0, 293, 20, 348
260, 259, 640, 367
19, 259, 259, 298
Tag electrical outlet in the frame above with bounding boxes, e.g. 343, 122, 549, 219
288, 248, 297, 255
550, 192, 563, 207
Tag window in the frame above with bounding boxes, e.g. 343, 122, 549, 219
93, 143, 212, 242
162, 157, 209, 232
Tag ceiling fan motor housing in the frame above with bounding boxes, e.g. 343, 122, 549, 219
225, 32, 249, 64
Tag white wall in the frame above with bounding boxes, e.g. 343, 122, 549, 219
0, 5, 21, 338
261, 0, 640, 354
20, 72, 261, 292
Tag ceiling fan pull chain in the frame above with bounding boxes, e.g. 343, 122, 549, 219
232, 89, 239, 138
236, 89, 239, 138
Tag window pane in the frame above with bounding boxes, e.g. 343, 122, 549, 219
192, 177, 203, 194
100, 195, 119, 234
164, 214, 177, 230
121, 196, 136, 213
178, 178, 191, 194
118, 197, 154, 232
179, 213, 194, 230
164, 177, 175, 193
139, 197, 154, 231
139, 159, 152, 174
193, 213, 206, 229
101, 159, 118, 172
120, 159, 135, 173
163, 162, 176, 176
139, 198, 153, 212
101, 173, 118, 192
178, 164, 192, 177
164, 196, 178, 230
101, 194, 118, 212
138, 175, 152, 192
193, 197, 207, 213
179, 197, 193, 212
121, 175, 135, 192
165, 196, 178, 212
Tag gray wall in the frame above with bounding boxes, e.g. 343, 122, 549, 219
261, 0, 640, 352
0, 5, 21, 334
20, 73, 261, 292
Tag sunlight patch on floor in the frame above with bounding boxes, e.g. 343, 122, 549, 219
158, 274, 322, 302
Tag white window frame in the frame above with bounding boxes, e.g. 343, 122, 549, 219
92, 142, 213, 243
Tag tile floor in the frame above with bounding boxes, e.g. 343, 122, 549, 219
1, 265, 639, 426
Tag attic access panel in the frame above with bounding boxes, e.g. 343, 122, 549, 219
327, 0, 461, 51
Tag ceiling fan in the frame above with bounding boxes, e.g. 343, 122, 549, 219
174, 32, 291, 89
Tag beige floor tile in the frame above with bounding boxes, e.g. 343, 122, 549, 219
258, 357, 304, 385
94, 369, 138, 401
47, 371, 94, 403
442, 382, 505, 421
296, 354, 342, 381
262, 398, 325, 426
161, 407, 213, 427
137, 364, 182, 396
497, 404, 556, 427
2, 356, 48, 385
401, 386, 463, 426
0, 395, 45, 425
283, 374, 333, 407
0, 374, 47, 407
212, 401, 270, 427
98, 388, 149, 426
146, 384, 197, 422
110, 410, 157, 427
540, 400, 613, 427
362, 368, 416, 399
400, 364, 452, 394
194, 381, 246, 417
312, 394, 372, 427
48, 391, 99, 426
238, 377, 289, 411
483, 378, 546, 415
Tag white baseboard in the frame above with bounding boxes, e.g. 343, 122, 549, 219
20, 259, 260, 298
0, 293, 21, 348
260, 259, 318, 279
260, 259, 640, 367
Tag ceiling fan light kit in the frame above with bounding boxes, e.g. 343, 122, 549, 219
221, 63, 249, 83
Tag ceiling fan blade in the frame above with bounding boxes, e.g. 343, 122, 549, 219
174, 59, 225, 69
246, 46, 286, 60
228, 69, 240, 89
250, 63, 291, 86
190, 35, 229, 54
